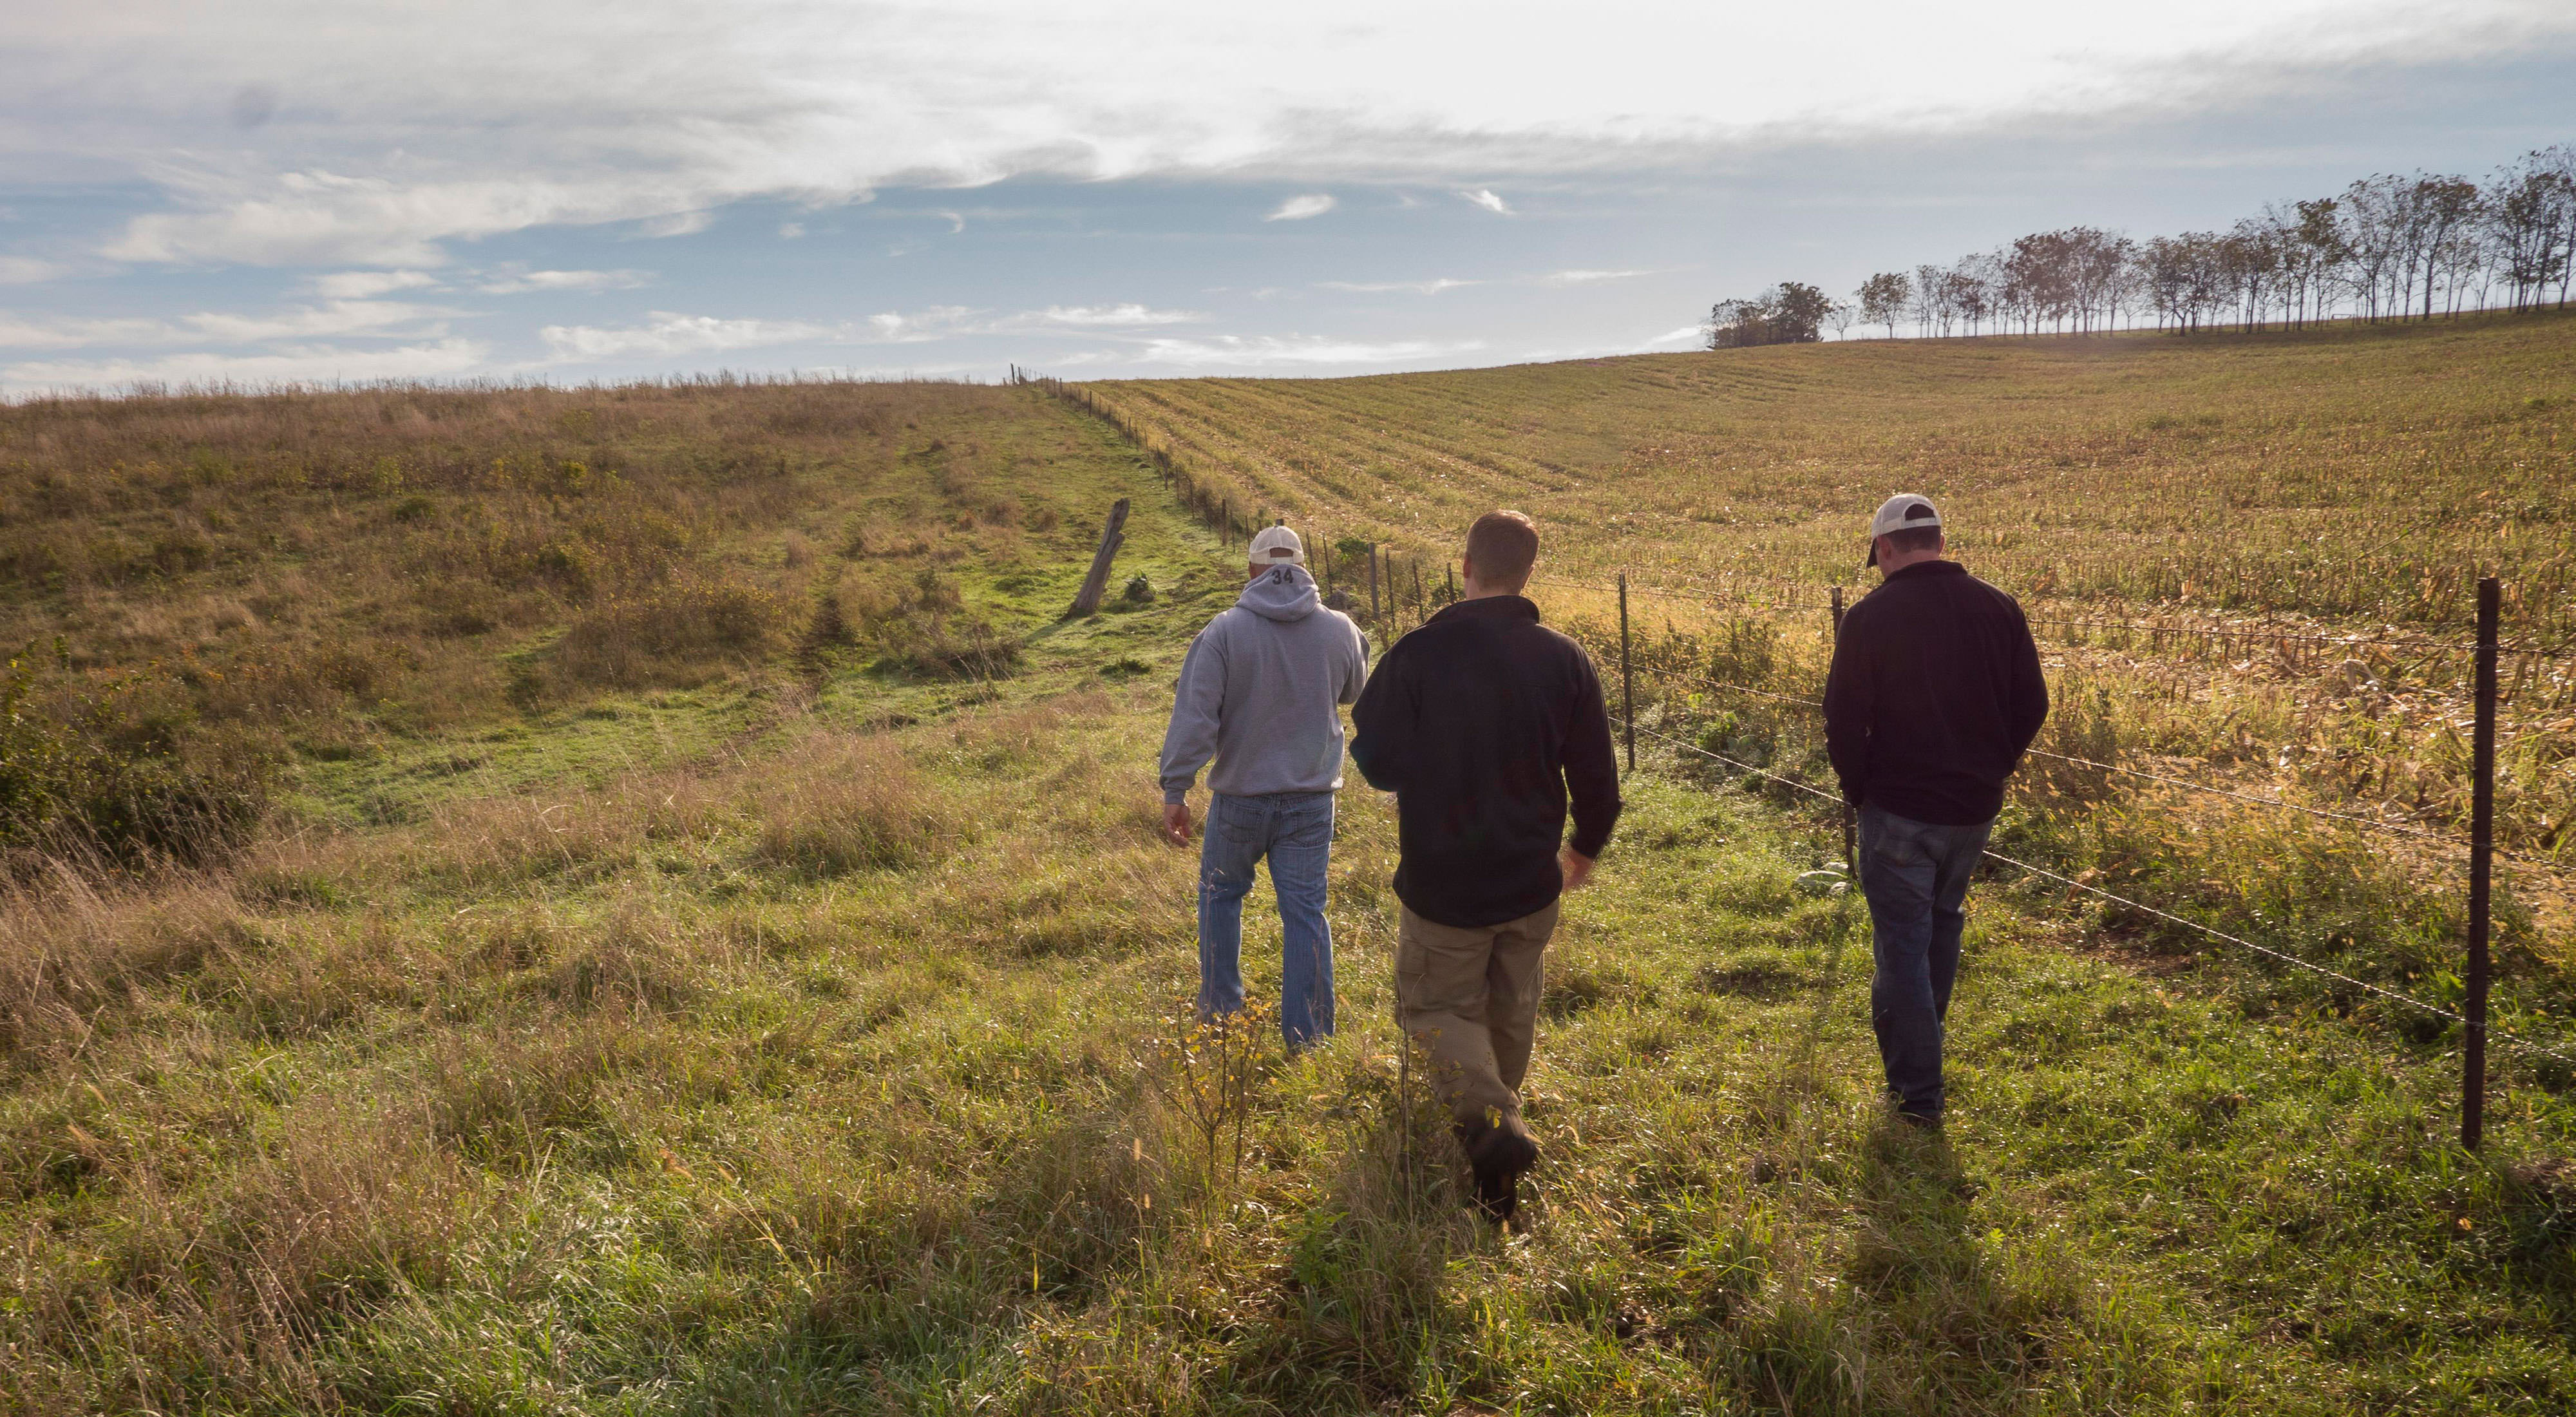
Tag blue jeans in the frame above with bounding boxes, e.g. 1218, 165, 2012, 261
1198, 791, 1337, 1048
1857, 804, 1993, 1117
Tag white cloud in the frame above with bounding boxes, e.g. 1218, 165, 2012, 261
638, 210, 714, 238
1265, 193, 1336, 221
1460, 188, 1511, 215
476, 268, 654, 294
0, 300, 447, 350
1541, 268, 1651, 285
1643, 325, 1704, 346
0, 257, 70, 285
1135, 334, 1486, 369
29, 2, 2564, 269
867, 305, 980, 342
1028, 303, 1204, 327
540, 312, 841, 362
1319, 278, 1479, 295
778, 221, 805, 238
3, 339, 491, 395
310, 269, 440, 298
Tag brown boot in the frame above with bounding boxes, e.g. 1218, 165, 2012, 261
1454, 1114, 1539, 1224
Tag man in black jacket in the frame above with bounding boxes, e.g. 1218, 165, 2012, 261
1350, 510, 1622, 1222
1824, 493, 2047, 1130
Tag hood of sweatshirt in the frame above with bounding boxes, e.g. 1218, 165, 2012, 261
1236, 564, 1320, 622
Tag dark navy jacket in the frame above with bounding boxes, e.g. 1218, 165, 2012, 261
1350, 596, 1622, 927
1823, 561, 2048, 826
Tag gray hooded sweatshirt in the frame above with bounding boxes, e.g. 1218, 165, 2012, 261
1160, 565, 1370, 804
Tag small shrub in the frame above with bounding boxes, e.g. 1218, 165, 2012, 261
0, 648, 274, 866
752, 740, 950, 874
554, 576, 787, 687
1121, 574, 1156, 605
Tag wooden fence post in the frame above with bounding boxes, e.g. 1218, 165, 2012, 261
1832, 585, 1852, 873
1367, 546, 1380, 620
1619, 571, 1636, 773
2465, 575, 2499, 1150
1068, 499, 1132, 617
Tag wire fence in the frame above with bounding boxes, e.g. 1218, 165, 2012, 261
1611, 712, 2576, 1074
1022, 366, 2570, 1145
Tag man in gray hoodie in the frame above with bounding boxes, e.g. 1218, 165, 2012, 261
1160, 526, 1370, 1048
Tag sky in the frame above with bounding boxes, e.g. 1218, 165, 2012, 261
3, 1, 2573, 394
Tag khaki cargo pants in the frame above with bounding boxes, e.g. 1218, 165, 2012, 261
1395, 901, 1562, 1126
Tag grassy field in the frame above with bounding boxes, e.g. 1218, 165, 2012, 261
0, 351, 2572, 1413
1081, 313, 2576, 1035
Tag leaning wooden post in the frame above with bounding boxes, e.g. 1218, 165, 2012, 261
1068, 498, 1132, 617
2465, 575, 2499, 1150
1367, 545, 1381, 620
1833, 585, 1853, 873
1618, 570, 1636, 773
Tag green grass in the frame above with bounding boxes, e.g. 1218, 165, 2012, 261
2, 359, 2573, 1413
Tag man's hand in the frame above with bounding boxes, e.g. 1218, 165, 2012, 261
1161, 802, 1193, 846
1558, 846, 1596, 892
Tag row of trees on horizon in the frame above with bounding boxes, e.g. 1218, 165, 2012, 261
1704, 144, 2576, 348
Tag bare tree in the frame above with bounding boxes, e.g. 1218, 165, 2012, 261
2486, 151, 2575, 311
2407, 175, 2481, 319
2340, 175, 2409, 321
1708, 140, 2575, 347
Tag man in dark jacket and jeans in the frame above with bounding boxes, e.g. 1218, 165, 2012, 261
1824, 493, 2047, 1130
1351, 510, 1622, 1222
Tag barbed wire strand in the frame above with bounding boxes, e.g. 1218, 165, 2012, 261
1976, 844, 2576, 1070
1550, 571, 2571, 661
1620, 660, 2576, 878
1616, 714, 2576, 1070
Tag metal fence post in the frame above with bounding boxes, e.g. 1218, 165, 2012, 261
1619, 570, 1636, 773
2465, 575, 2499, 1150
1832, 585, 1853, 874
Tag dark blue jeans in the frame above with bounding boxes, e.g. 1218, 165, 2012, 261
1857, 804, 1993, 1117
1198, 791, 1336, 1049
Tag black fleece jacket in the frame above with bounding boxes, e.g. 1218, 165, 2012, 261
1823, 560, 2049, 826
1349, 595, 1623, 928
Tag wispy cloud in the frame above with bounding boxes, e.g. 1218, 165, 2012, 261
0, 257, 71, 285
0, 300, 449, 350
1318, 278, 1479, 295
1135, 334, 1485, 369
1460, 189, 1511, 215
777, 222, 806, 238
867, 305, 981, 342
1027, 303, 1205, 327
540, 312, 841, 361
310, 270, 441, 298
637, 211, 714, 238
1540, 268, 1651, 285
1265, 194, 1336, 222
4, 339, 491, 395
477, 269, 655, 294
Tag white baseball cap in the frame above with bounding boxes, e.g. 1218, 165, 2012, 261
1864, 493, 1942, 567
1247, 525, 1304, 566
